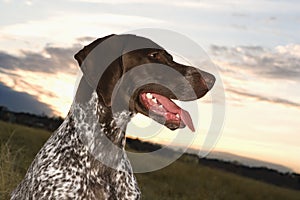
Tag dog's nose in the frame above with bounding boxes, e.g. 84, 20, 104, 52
203, 73, 215, 90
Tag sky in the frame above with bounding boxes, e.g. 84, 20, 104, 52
0, 0, 299, 173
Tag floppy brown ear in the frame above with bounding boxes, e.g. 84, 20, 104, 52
74, 34, 115, 66
74, 34, 125, 107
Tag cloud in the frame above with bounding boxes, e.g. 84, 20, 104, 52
0, 43, 82, 116
0, 82, 54, 115
210, 44, 300, 81
210, 44, 300, 109
227, 88, 300, 109
0, 45, 79, 74
231, 12, 249, 17
0, 12, 164, 47
76, 36, 96, 43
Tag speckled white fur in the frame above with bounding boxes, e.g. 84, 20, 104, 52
11, 91, 140, 200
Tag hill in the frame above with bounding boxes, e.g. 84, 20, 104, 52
1, 120, 300, 200
126, 138, 300, 191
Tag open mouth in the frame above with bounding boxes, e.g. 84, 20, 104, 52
139, 92, 195, 132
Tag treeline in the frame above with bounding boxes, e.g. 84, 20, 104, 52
0, 106, 63, 131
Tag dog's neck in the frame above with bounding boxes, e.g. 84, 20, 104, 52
70, 76, 133, 148
66, 87, 133, 170
74, 93, 131, 142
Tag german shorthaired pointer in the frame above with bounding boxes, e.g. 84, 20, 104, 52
11, 34, 215, 199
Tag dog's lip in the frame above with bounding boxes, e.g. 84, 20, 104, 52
139, 92, 195, 132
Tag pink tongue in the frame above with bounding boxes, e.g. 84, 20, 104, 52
152, 94, 195, 132
181, 110, 195, 132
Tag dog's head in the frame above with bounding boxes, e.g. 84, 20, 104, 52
74, 34, 215, 132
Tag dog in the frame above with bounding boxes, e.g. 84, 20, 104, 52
11, 34, 215, 199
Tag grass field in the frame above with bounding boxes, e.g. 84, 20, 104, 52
0, 120, 300, 200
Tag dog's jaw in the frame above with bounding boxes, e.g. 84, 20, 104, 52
139, 92, 195, 132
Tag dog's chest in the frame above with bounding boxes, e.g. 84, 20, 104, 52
11, 94, 140, 200
14, 118, 139, 199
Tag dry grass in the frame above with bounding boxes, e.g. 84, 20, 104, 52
0, 132, 23, 200
0, 120, 300, 200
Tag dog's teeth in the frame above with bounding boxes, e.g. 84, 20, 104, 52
159, 105, 163, 108
146, 93, 152, 99
152, 98, 157, 103
176, 114, 180, 118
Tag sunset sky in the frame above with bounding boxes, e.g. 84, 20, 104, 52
0, 0, 299, 173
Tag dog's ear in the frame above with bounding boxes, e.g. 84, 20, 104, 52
74, 34, 115, 66
74, 34, 126, 107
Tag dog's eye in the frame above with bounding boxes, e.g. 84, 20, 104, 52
149, 52, 159, 59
